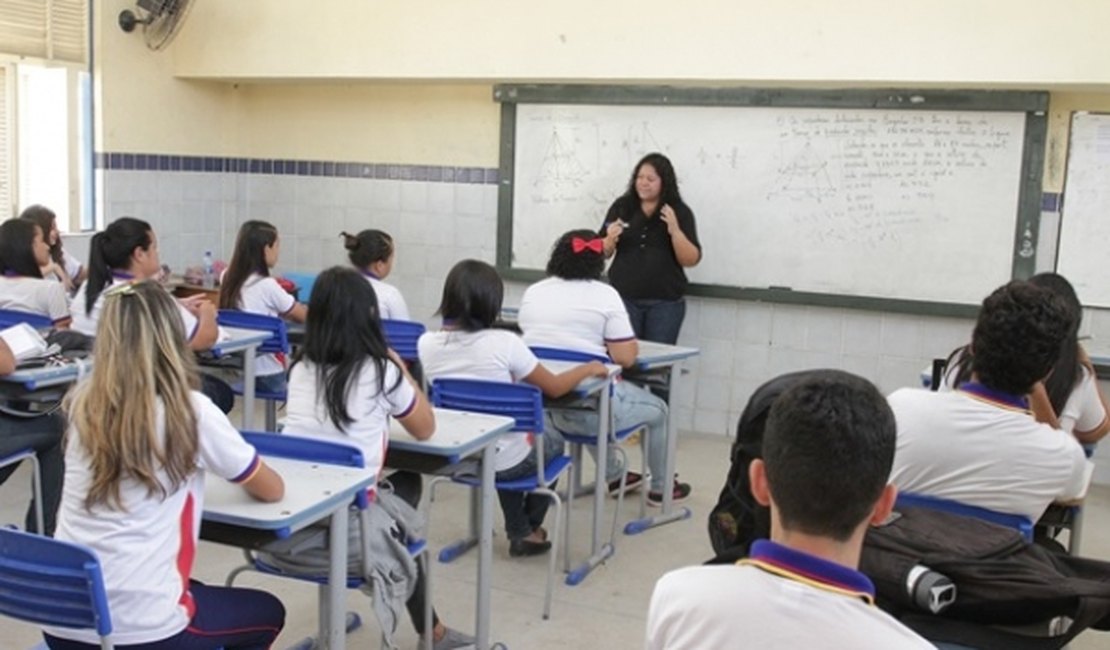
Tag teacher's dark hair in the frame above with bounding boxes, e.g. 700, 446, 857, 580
294, 266, 401, 431
621, 152, 684, 208
436, 259, 503, 332
0, 219, 45, 278
546, 229, 605, 281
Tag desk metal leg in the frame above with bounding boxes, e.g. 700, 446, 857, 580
324, 503, 349, 650
566, 377, 616, 586
476, 444, 494, 650
625, 365, 691, 535
241, 344, 257, 430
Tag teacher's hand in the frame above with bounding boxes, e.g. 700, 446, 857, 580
660, 204, 679, 235
606, 221, 624, 240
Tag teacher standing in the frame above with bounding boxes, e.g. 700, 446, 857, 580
601, 152, 702, 345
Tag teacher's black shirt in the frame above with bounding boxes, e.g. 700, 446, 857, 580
600, 197, 701, 302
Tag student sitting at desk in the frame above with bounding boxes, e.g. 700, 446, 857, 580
342, 229, 410, 320
219, 220, 307, 394
889, 280, 1089, 522
0, 219, 71, 328
418, 259, 608, 557
646, 370, 932, 649
945, 272, 1110, 447
20, 205, 86, 294
70, 217, 232, 412
518, 229, 689, 505
0, 325, 64, 535
282, 266, 474, 650
44, 280, 286, 650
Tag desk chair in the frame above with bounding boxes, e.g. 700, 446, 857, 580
429, 378, 569, 620
0, 450, 44, 535
0, 309, 52, 330
216, 310, 290, 431
0, 527, 113, 648
383, 319, 427, 389
896, 492, 1034, 542
225, 432, 432, 650
529, 345, 650, 577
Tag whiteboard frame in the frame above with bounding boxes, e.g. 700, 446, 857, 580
494, 85, 1048, 318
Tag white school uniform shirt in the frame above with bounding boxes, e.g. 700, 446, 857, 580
0, 275, 70, 325
888, 387, 1089, 521
70, 275, 199, 341
518, 276, 635, 358
646, 564, 934, 650
46, 392, 261, 646
1060, 365, 1107, 436
283, 358, 417, 480
362, 271, 410, 321
418, 328, 538, 471
62, 249, 82, 282
234, 273, 297, 377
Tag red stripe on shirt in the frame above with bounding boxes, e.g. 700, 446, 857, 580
177, 492, 197, 619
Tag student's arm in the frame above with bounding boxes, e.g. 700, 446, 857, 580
660, 204, 701, 267
284, 302, 308, 324
241, 460, 285, 502
389, 350, 435, 440
1074, 346, 1110, 445
1029, 381, 1061, 429
522, 360, 609, 399
180, 295, 219, 350
606, 339, 639, 369
0, 339, 14, 376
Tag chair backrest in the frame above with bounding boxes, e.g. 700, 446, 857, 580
529, 346, 609, 364
0, 308, 52, 330
217, 309, 290, 355
382, 319, 426, 363
0, 527, 112, 640
896, 492, 1034, 542
430, 378, 544, 434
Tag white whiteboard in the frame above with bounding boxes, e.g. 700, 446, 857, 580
1058, 113, 1110, 308
509, 103, 1029, 304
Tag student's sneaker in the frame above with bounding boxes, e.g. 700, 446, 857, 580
607, 471, 644, 497
647, 478, 692, 507
425, 626, 476, 650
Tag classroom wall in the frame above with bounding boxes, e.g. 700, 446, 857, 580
171, 1, 1110, 88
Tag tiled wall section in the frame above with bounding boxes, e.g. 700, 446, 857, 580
98, 156, 979, 439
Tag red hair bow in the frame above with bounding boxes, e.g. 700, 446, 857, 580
572, 237, 604, 254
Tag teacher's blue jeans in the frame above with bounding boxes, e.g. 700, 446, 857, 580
622, 298, 686, 345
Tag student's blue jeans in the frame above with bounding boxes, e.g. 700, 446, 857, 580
495, 430, 565, 540
44, 581, 285, 649
622, 298, 686, 345
0, 411, 63, 535
548, 380, 669, 492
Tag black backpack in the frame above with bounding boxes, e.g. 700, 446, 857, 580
706, 370, 831, 563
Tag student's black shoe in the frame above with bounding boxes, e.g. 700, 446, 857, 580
509, 538, 552, 557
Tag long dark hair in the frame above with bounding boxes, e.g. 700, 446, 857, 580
219, 220, 278, 310
617, 152, 684, 212
342, 230, 394, 270
293, 266, 402, 431
436, 259, 503, 332
19, 205, 64, 266
84, 217, 154, 315
0, 219, 45, 278
1030, 273, 1082, 414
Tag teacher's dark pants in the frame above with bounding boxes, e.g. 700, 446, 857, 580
623, 298, 686, 345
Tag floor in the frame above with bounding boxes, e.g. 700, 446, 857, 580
4, 431, 1110, 650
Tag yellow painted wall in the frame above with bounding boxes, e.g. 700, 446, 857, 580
172, 0, 1110, 87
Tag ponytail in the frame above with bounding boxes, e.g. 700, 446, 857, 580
84, 217, 153, 315
341, 230, 394, 270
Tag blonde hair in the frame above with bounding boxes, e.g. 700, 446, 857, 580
65, 280, 201, 511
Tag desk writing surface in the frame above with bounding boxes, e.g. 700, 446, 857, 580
388, 408, 514, 459
634, 342, 700, 370
213, 327, 271, 354
541, 360, 621, 398
1, 358, 92, 391
203, 456, 375, 533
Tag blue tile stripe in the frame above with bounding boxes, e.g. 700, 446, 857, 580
1041, 192, 1061, 212
95, 151, 498, 185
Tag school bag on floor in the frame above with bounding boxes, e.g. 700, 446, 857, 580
860, 505, 1110, 649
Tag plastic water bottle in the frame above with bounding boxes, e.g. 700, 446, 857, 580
202, 251, 214, 288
